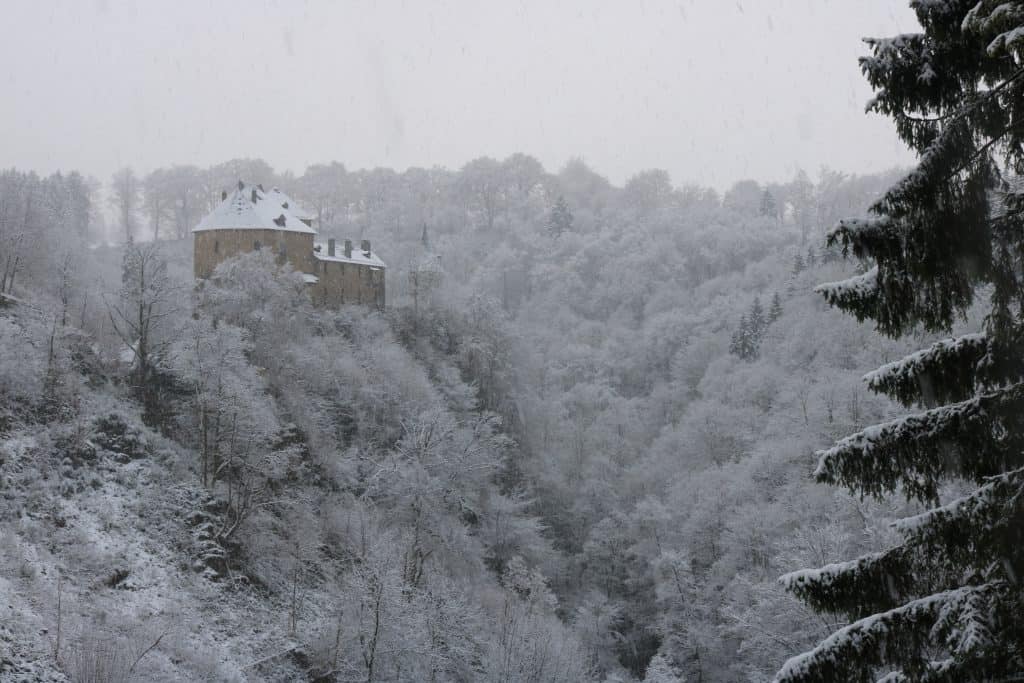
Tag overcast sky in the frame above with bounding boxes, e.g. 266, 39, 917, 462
2, 0, 920, 189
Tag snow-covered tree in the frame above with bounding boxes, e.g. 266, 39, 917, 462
791, 252, 805, 275
643, 653, 685, 683
748, 296, 766, 338
109, 167, 141, 244
105, 242, 181, 422
768, 292, 783, 324
547, 195, 574, 238
730, 314, 757, 361
723, 179, 763, 217
788, 170, 816, 243
731, 297, 770, 361
760, 189, 778, 220
169, 318, 276, 489
459, 157, 505, 230
776, 2, 1024, 680
141, 168, 172, 242
295, 161, 347, 233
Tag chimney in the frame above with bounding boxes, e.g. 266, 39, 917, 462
251, 188, 258, 204
221, 190, 227, 201
344, 239, 352, 258
361, 239, 371, 255
328, 238, 336, 257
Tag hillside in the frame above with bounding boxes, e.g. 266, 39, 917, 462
0, 160, 972, 682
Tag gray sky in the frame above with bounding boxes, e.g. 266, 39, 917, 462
2, 0, 919, 188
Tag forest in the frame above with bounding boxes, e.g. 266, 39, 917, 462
0, 153, 952, 681
3, 1, 1024, 682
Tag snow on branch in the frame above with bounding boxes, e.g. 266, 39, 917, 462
815, 267, 879, 314
783, 467, 1024, 623
780, 546, 917, 619
896, 466, 1024, 554
864, 332, 987, 406
813, 383, 1024, 502
827, 217, 897, 258
861, 34, 926, 78
773, 585, 996, 683
962, 1, 1024, 56
874, 658, 956, 683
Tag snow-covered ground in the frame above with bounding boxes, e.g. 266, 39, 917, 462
0, 406, 326, 682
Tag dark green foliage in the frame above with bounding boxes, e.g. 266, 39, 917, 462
778, 2, 1024, 680
760, 189, 778, 218
92, 413, 148, 460
748, 296, 766, 336
729, 314, 756, 360
816, 384, 1024, 503
792, 252, 805, 275
547, 194, 574, 238
865, 333, 988, 407
730, 296, 774, 361
768, 292, 783, 323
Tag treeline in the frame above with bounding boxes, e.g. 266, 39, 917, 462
105, 156, 894, 248
0, 170, 93, 295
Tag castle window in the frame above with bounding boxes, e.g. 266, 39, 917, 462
214, 240, 219, 254
254, 240, 262, 251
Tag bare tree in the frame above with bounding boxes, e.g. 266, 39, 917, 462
141, 169, 171, 242
165, 165, 205, 239
0, 171, 40, 295
459, 157, 505, 230
104, 242, 180, 420
110, 167, 141, 244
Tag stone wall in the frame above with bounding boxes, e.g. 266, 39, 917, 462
193, 229, 315, 279
310, 259, 386, 309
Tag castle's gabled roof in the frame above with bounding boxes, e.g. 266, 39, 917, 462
313, 242, 386, 268
193, 182, 316, 234
264, 187, 314, 222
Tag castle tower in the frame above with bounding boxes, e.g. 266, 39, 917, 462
192, 182, 316, 279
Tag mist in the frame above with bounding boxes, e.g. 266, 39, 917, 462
4, 1, 918, 187
4, 2, 1023, 682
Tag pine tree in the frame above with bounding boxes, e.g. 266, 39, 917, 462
760, 188, 778, 219
730, 303, 765, 362
748, 296, 766, 339
729, 314, 746, 357
729, 314, 755, 360
792, 252, 805, 275
768, 292, 783, 324
776, 2, 1024, 681
547, 195, 574, 238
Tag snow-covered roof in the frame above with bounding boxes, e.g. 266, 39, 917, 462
193, 182, 316, 234
314, 242, 386, 268
264, 187, 314, 221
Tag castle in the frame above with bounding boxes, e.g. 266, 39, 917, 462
192, 182, 385, 309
